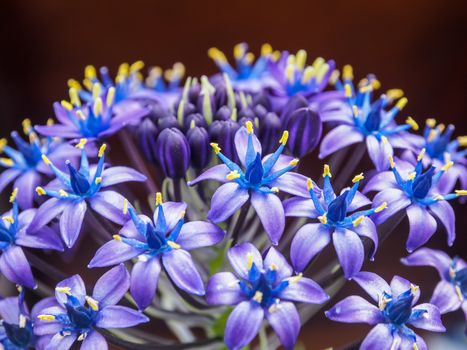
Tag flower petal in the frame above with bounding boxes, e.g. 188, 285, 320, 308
406, 204, 437, 253
372, 189, 410, 225
154, 202, 187, 232
27, 198, 68, 234
409, 303, 445, 332
360, 324, 394, 350
95, 305, 149, 328
346, 191, 372, 212
400, 248, 451, 279
250, 191, 285, 245
46, 333, 77, 350
263, 247, 292, 282
59, 200, 87, 248
280, 277, 329, 304
206, 272, 245, 306
0, 297, 20, 323
228, 242, 263, 279
81, 330, 108, 350
56, 274, 86, 307
92, 264, 130, 308
130, 257, 161, 310
390, 275, 420, 303
319, 125, 364, 159
16, 226, 63, 251
88, 240, 143, 268
269, 172, 309, 198
0, 245, 35, 288
0, 168, 21, 193
101, 166, 146, 187
366, 135, 393, 171
353, 271, 391, 303
162, 249, 205, 295
207, 182, 249, 223
352, 217, 378, 260
363, 171, 398, 194
14, 171, 41, 209
332, 228, 364, 279
234, 126, 262, 168
176, 221, 225, 250
225, 301, 264, 350
429, 280, 462, 314
290, 223, 331, 272
35, 124, 81, 138
89, 190, 129, 225
266, 302, 300, 350
325, 295, 384, 325
429, 200, 455, 246
188, 164, 231, 186
283, 197, 319, 218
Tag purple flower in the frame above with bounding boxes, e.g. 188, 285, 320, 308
89, 193, 224, 310
402, 248, 466, 319
326, 271, 445, 350
0, 189, 63, 288
189, 121, 308, 244
0, 119, 80, 209
319, 67, 420, 171
206, 243, 328, 350
27, 141, 146, 248
365, 153, 464, 252
285, 166, 382, 278
34, 264, 148, 350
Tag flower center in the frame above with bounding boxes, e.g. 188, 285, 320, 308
245, 153, 264, 185
363, 102, 383, 132
382, 289, 414, 325
64, 295, 97, 332
67, 163, 91, 196
3, 319, 33, 348
146, 223, 169, 251
326, 191, 349, 224
453, 267, 467, 298
11, 132, 42, 168
411, 167, 435, 199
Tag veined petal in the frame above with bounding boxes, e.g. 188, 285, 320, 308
409, 303, 445, 332
266, 302, 300, 350
0, 168, 21, 193
263, 247, 292, 282
95, 305, 149, 328
207, 183, 249, 223
346, 191, 372, 212
429, 200, 455, 247
290, 223, 331, 272
430, 281, 462, 314
228, 242, 263, 279
225, 301, 264, 350
234, 126, 262, 168
31, 297, 59, 320
88, 240, 144, 268
0, 245, 35, 288
406, 204, 437, 253
400, 248, 451, 279
269, 172, 309, 198
360, 324, 394, 350
46, 333, 77, 350
101, 166, 146, 187
325, 295, 384, 325
333, 228, 364, 279
280, 277, 329, 304
353, 271, 391, 303
92, 264, 130, 308
89, 190, 129, 225
363, 171, 398, 194
206, 272, 245, 306
130, 258, 161, 311
55, 274, 86, 307
188, 164, 231, 186
14, 171, 41, 209
366, 135, 393, 171
27, 198, 68, 234
352, 217, 378, 260
153, 202, 187, 232
176, 221, 225, 250
372, 189, 410, 225
250, 191, 285, 245
319, 125, 364, 159
283, 197, 319, 218
81, 330, 108, 350
390, 275, 420, 304
59, 200, 87, 248
16, 226, 63, 251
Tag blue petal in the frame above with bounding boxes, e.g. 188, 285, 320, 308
225, 301, 264, 350
95, 305, 149, 328
92, 264, 130, 308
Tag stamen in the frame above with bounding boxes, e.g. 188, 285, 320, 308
413, 343, 419, 350
455, 190, 467, 196
269, 263, 278, 271
130, 60, 144, 73
318, 214, 327, 225
396, 97, 408, 110
226, 170, 241, 181
386, 89, 404, 101
0, 158, 14, 166
41, 154, 52, 166
381, 135, 388, 145
36, 187, 46, 196
85, 296, 99, 311
9, 188, 18, 203
210, 142, 221, 154
285, 64, 295, 83
352, 105, 359, 117
167, 241, 181, 249
59, 189, 69, 197
61, 100, 73, 111
342, 65, 353, 81
75, 138, 87, 149
407, 172, 416, 180
69, 88, 81, 107
374, 202, 387, 213
322, 164, 332, 178
410, 283, 419, 294
378, 295, 392, 310
442, 161, 453, 172
98, 144, 107, 157
301, 66, 315, 84
279, 130, 289, 145
288, 273, 303, 284
289, 158, 299, 166
417, 148, 426, 162
155, 192, 163, 206
252, 291, 263, 303
85, 65, 97, 79
106, 87, 116, 106
122, 199, 128, 215
76, 110, 86, 121
113, 234, 122, 241
306, 178, 314, 191
37, 314, 56, 321
352, 173, 364, 183
19, 314, 27, 328
270, 187, 279, 193
405, 116, 419, 130
95, 177, 102, 185
77, 333, 88, 341
329, 69, 340, 85
0, 138, 7, 152
296, 49, 307, 70
457, 136, 467, 147
261, 43, 272, 56
245, 121, 254, 134
437, 124, 445, 133
68, 78, 82, 91
22, 119, 32, 134
353, 216, 364, 227
455, 285, 463, 301
93, 98, 103, 116
2, 216, 14, 224
427, 129, 437, 142
55, 286, 72, 295
344, 84, 352, 98
426, 118, 436, 128
389, 155, 395, 168
246, 253, 253, 270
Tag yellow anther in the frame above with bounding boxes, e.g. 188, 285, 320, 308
410, 283, 419, 294
323, 164, 332, 178
77, 333, 87, 342
36, 187, 46, 196
0, 138, 7, 152
378, 296, 392, 310
210, 142, 221, 154
59, 189, 69, 197
98, 144, 107, 157
413, 343, 419, 350
2, 216, 14, 224
261, 43, 272, 56
226, 170, 241, 181
270, 187, 279, 193
386, 89, 404, 101
22, 119, 32, 134
407, 172, 416, 180
245, 121, 254, 134
437, 123, 445, 133
455, 190, 467, 196
0, 158, 14, 167
9, 188, 18, 203
427, 129, 437, 142
405, 117, 419, 131
329, 69, 340, 85
167, 241, 181, 249
113, 234, 122, 241
69, 88, 81, 107
288, 273, 303, 284
76, 110, 86, 121
56, 286, 72, 295
93, 97, 103, 116
37, 315, 56, 321
318, 214, 327, 225
61, 100, 73, 111
442, 161, 453, 172
252, 291, 263, 303
352, 105, 359, 117
85, 296, 99, 311
285, 64, 295, 83
155, 192, 163, 206
456, 136, 467, 147
359, 84, 372, 94
123, 199, 128, 215
353, 216, 364, 227
426, 118, 436, 128
296, 49, 307, 70
344, 84, 352, 98
289, 158, 299, 166
207, 47, 227, 63
455, 285, 463, 301
106, 87, 115, 107
375, 202, 387, 213
389, 155, 395, 168
233, 43, 245, 59
95, 177, 102, 185
396, 97, 408, 110
352, 173, 364, 183
84, 65, 97, 79
19, 314, 27, 328
67, 78, 82, 91
75, 138, 87, 149
269, 263, 278, 271
434, 195, 444, 201
118, 62, 130, 77
246, 253, 253, 270
307, 178, 314, 191
41, 154, 52, 165
417, 148, 426, 162
244, 52, 255, 65
271, 50, 281, 62
342, 65, 353, 80
279, 130, 289, 145
130, 60, 144, 73
179, 211, 186, 219
301, 66, 315, 84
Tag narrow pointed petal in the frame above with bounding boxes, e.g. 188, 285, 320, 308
319, 125, 364, 159
16, 226, 63, 251
225, 301, 264, 350
372, 189, 410, 225
280, 277, 329, 304
390, 275, 420, 303
206, 272, 245, 305
400, 248, 451, 279
162, 249, 205, 295
270, 172, 310, 197
409, 303, 445, 332
59, 200, 87, 248
266, 302, 300, 350
228, 242, 263, 279
325, 296, 384, 325
81, 330, 108, 350
290, 223, 331, 272
188, 164, 231, 186
89, 240, 144, 268
346, 191, 372, 212
352, 217, 378, 260
360, 324, 394, 350
31, 297, 59, 320
430, 281, 462, 314
406, 204, 437, 253
0, 297, 20, 323
35, 124, 81, 138
283, 197, 319, 218
176, 221, 225, 250
0, 168, 21, 193
353, 271, 391, 303
101, 166, 146, 187
131, 258, 161, 310
234, 126, 262, 168
14, 171, 41, 209
207, 183, 249, 223
0, 246, 35, 288
55, 275, 86, 306
333, 228, 364, 279
47, 333, 77, 350
89, 190, 129, 225
96, 305, 149, 328
363, 171, 398, 194
264, 247, 292, 282
27, 198, 67, 234
429, 200, 455, 246
250, 191, 284, 245
92, 264, 130, 307
366, 135, 393, 171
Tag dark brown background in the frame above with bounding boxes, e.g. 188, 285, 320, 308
0, 1, 466, 349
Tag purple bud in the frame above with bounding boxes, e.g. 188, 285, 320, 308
252, 92, 272, 110
188, 84, 201, 103
215, 105, 232, 121
259, 112, 282, 154
280, 94, 308, 124
238, 107, 256, 121
157, 115, 180, 130
253, 104, 268, 120
209, 120, 240, 161
186, 126, 211, 170
285, 107, 322, 157
137, 118, 159, 162
184, 113, 207, 131
155, 128, 191, 178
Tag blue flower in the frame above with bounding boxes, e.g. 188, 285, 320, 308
284, 165, 382, 278
27, 140, 146, 248
89, 193, 225, 310
326, 272, 445, 350
34, 265, 148, 350
189, 121, 309, 244
206, 243, 329, 350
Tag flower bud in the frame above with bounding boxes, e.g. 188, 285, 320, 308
280, 94, 308, 124
259, 112, 282, 154
155, 128, 191, 178
157, 115, 179, 130
252, 92, 272, 110
184, 113, 207, 131
186, 125, 211, 170
209, 120, 240, 161
214, 105, 232, 121
285, 107, 322, 157
137, 118, 159, 162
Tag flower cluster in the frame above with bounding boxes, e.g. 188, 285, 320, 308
0, 43, 465, 350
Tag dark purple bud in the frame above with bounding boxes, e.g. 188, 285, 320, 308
280, 94, 308, 124
238, 107, 256, 121
214, 84, 228, 109
155, 128, 191, 178
184, 113, 208, 131
253, 105, 268, 120
174, 101, 197, 119
188, 84, 201, 103
285, 107, 322, 157
259, 112, 282, 154
136, 118, 159, 162
186, 126, 211, 170
157, 115, 179, 130
252, 92, 272, 110
209, 120, 240, 161
215, 105, 232, 121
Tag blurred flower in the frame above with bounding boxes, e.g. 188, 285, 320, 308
27, 141, 146, 248
89, 193, 224, 310
326, 272, 445, 350
34, 265, 148, 349
284, 166, 381, 278
155, 128, 191, 178
206, 242, 328, 350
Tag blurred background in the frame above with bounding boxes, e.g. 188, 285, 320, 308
0, 0, 466, 349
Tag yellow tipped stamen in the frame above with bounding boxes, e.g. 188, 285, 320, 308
417, 148, 426, 162
246, 253, 253, 270
85, 65, 97, 79
167, 241, 181, 249
288, 273, 303, 284
269, 263, 278, 271
455, 285, 463, 301
329, 69, 340, 85
244, 52, 254, 65
0, 138, 7, 152
36, 187, 46, 196
19, 314, 26, 328
41, 154, 52, 166
318, 214, 327, 225
296, 49, 307, 70
437, 123, 445, 133
442, 161, 454, 172
270, 187, 279, 193
0, 158, 14, 167
226, 170, 241, 181
210, 142, 221, 154
371, 79, 381, 90
289, 158, 299, 166
252, 291, 263, 303
98, 144, 107, 157
271, 50, 281, 62
130, 60, 144, 73
93, 98, 103, 116
396, 97, 408, 110
59, 189, 69, 198
245, 121, 254, 134
261, 43, 272, 56
56, 286, 72, 295
190, 119, 196, 129
375, 202, 387, 213
113, 234, 122, 241
9, 188, 18, 203
352, 173, 364, 183
457, 136, 467, 147
155, 192, 163, 206
95, 177, 102, 185
22, 119, 32, 134
427, 129, 437, 143
359, 84, 372, 94
342, 65, 353, 81
455, 190, 467, 196
67, 78, 82, 91
61, 100, 73, 111
69, 88, 81, 107
106, 87, 115, 106
301, 66, 315, 84
233, 44, 245, 60
76, 110, 86, 121
307, 178, 314, 191
353, 216, 364, 227
85, 296, 99, 311
279, 130, 289, 145
323, 164, 332, 178
344, 84, 352, 98
407, 172, 416, 180
389, 155, 395, 169
77, 333, 87, 341
405, 116, 419, 130
285, 64, 295, 83
410, 283, 419, 294
386, 89, 404, 101
2, 216, 14, 224
352, 105, 359, 117
207, 47, 227, 63
378, 296, 392, 310
37, 315, 56, 321
75, 138, 87, 149
118, 62, 130, 77
380, 136, 389, 145
426, 118, 436, 128
123, 199, 128, 215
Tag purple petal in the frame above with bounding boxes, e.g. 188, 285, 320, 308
0, 168, 21, 193
16, 226, 63, 251
366, 135, 393, 171
46, 333, 77, 350
266, 302, 300, 350
325, 296, 384, 325
409, 303, 445, 332
0, 297, 20, 323
290, 223, 331, 272
264, 247, 292, 282
101, 166, 146, 187
346, 191, 372, 212
55, 275, 86, 306
17, 208, 36, 230
280, 277, 329, 304
372, 189, 410, 225
188, 164, 230, 186
429, 200, 455, 246
153, 202, 187, 232
130, 258, 161, 310
406, 204, 437, 253
119, 215, 151, 240
353, 271, 391, 303
250, 191, 284, 245
390, 275, 420, 303
319, 125, 364, 159
81, 330, 108, 350
333, 228, 364, 279
162, 249, 205, 295
360, 324, 394, 350
88, 240, 143, 268
95, 305, 149, 328
13, 171, 41, 209
89, 190, 129, 225
400, 248, 451, 279
35, 124, 81, 138
59, 200, 87, 248
31, 297, 59, 320
0, 245, 35, 288
283, 197, 319, 218
206, 272, 245, 306
176, 221, 225, 250
228, 242, 263, 279
269, 172, 310, 198
225, 301, 264, 350
363, 171, 398, 194
35, 335, 54, 350
207, 183, 249, 223
27, 198, 67, 234
234, 126, 262, 168
34, 312, 63, 336
92, 264, 130, 308
430, 280, 462, 314
352, 217, 378, 260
